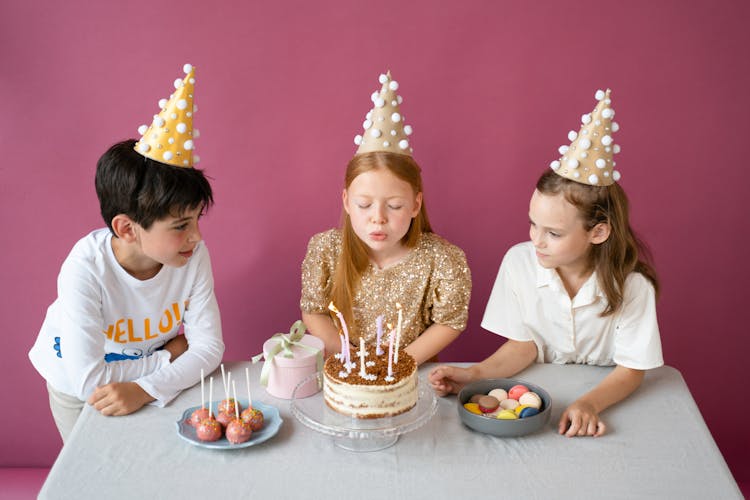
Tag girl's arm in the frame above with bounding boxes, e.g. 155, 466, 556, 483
558, 364, 644, 437
404, 323, 461, 365
302, 312, 342, 358
429, 339, 537, 396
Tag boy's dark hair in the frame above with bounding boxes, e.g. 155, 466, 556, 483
95, 139, 214, 233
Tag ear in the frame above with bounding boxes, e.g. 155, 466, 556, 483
111, 214, 139, 243
589, 222, 611, 245
412, 192, 423, 218
342, 188, 350, 215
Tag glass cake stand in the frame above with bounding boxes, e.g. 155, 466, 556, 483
290, 371, 437, 452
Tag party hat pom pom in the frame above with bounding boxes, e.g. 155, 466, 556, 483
183, 140, 194, 150
602, 108, 614, 119
193, 104, 198, 113
138, 125, 148, 135
391, 112, 401, 123
612, 170, 621, 181
595, 158, 606, 168
558, 145, 569, 155
579, 138, 591, 150
176, 99, 188, 110
567, 159, 579, 168
398, 139, 409, 150
176, 123, 187, 134
568, 130, 578, 141
601, 135, 613, 146
588, 174, 599, 184
174, 79, 184, 89
613, 144, 621, 154
550, 160, 561, 170
389, 80, 399, 91
379, 74, 388, 84
158, 98, 168, 109
375, 98, 385, 108
595, 89, 606, 100
354, 135, 363, 145
363, 119, 372, 130
582, 114, 592, 124
183, 63, 193, 74
193, 154, 201, 164
611, 121, 620, 132
163, 151, 173, 161
404, 125, 413, 135
137, 142, 150, 153
371, 129, 382, 138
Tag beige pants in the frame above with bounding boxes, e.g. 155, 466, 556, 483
46, 382, 85, 443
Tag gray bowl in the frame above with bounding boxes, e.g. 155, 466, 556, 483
457, 378, 552, 437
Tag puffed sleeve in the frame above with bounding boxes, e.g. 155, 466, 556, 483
612, 273, 664, 370
300, 229, 340, 314
427, 238, 472, 332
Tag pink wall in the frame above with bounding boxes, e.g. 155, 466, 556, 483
2, 0, 747, 482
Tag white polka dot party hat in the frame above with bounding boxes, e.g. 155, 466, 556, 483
549, 89, 621, 186
134, 63, 199, 167
354, 71, 414, 156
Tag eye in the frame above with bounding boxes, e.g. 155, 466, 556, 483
174, 223, 188, 231
357, 203, 371, 209
388, 204, 403, 210
549, 231, 561, 238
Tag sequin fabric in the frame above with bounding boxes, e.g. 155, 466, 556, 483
301, 229, 471, 346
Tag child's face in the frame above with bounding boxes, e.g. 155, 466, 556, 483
135, 205, 204, 268
528, 190, 597, 273
343, 168, 422, 260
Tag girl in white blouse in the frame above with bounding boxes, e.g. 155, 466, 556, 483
430, 166, 663, 437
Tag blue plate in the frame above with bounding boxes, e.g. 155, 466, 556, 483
176, 399, 282, 449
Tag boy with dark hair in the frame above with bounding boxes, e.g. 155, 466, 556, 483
29, 65, 224, 441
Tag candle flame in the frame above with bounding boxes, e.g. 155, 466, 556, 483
396, 302, 402, 310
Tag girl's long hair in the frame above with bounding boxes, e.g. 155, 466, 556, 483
330, 151, 432, 336
536, 170, 658, 316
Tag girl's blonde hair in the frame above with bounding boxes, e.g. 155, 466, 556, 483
331, 151, 432, 336
536, 169, 659, 316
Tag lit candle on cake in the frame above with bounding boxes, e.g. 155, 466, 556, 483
375, 314, 385, 355
328, 302, 352, 369
394, 303, 403, 364
359, 337, 367, 377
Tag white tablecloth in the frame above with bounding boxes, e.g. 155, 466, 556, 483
39, 362, 742, 499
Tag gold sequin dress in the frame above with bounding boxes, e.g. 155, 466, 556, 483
301, 229, 471, 346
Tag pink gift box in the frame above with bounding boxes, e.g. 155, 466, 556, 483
262, 334, 324, 399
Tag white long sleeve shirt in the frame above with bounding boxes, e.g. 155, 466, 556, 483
29, 229, 224, 405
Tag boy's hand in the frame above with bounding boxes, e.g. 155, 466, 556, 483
164, 334, 188, 361
88, 382, 155, 416
558, 400, 606, 437
428, 365, 473, 396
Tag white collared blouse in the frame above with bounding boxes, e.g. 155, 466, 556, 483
481, 242, 663, 369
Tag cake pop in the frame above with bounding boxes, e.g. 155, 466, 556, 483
196, 377, 222, 442
225, 381, 252, 444
189, 368, 209, 427
240, 367, 264, 431
218, 370, 242, 416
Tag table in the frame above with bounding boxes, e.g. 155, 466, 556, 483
39, 362, 742, 499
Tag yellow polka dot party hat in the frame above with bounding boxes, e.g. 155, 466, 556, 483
549, 89, 621, 186
134, 63, 199, 167
354, 71, 414, 157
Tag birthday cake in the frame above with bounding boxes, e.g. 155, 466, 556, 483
323, 344, 418, 419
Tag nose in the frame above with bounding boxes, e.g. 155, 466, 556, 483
530, 227, 544, 248
371, 204, 387, 224
188, 222, 202, 244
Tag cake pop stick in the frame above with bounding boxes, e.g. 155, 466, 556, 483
245, 367, 253, 409
233, 381, 239, 420
200, 368, 205, 409
220, 364, 227, 397
208, 377, 214, 419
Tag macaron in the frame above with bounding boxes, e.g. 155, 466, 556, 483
496, 409, 518, 420
508, 384, 529, 400
477, 396, 500, 413
469, 394, 484, 404
488, 388, 508, 401
518, 406, 540, 418
514, 404, 530, 416
463, 403, 482, 415
519, 391, 542, 410
499, 398, 520, 411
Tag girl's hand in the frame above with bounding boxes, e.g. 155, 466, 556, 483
428, 365, 473, 396
87, 382, 154, 416
164, 334, 189, 361
558, 400, 606, 437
